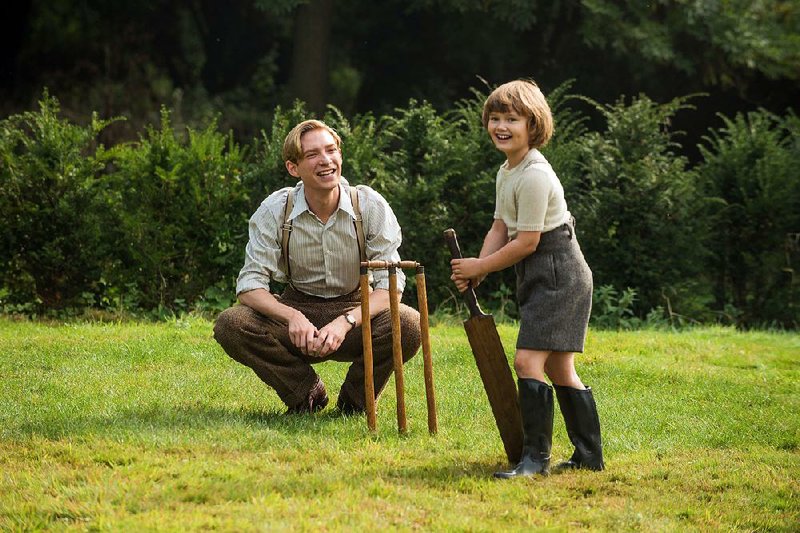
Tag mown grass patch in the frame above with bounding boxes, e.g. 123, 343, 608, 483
1, 318, 798, 530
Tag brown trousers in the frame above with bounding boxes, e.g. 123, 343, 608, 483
213, 286, 421, 409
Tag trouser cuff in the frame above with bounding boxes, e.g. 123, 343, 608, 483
338, 380, 366, 409
283, 371, 321, 408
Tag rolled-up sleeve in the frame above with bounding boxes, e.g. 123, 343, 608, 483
236, 191, 288, 295
362, 187, 405, 292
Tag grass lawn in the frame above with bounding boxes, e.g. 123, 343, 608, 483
1, 316, 798, 531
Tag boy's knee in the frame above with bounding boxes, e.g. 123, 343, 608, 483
513, 349, 550, 381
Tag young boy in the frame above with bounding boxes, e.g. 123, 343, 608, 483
451, 79, 604, 478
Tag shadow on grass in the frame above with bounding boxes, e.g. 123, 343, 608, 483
13, 404, 366, 440
12, 404, 509, 486
388, 459, 507, 486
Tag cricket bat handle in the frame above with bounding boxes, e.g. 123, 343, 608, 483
443, 228, 487, 319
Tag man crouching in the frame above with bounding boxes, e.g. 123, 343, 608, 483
214, 119, 420, 414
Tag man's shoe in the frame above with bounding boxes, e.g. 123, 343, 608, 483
336, 394, 365, 415
287, 376, 329, 414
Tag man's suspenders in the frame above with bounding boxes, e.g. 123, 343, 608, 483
350, 186, 367, 262
280, 185, 366, 282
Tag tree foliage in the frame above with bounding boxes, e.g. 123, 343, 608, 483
3, 0, 797, 143
581, 0, 800, 85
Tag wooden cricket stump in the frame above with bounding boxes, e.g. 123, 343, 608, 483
359, 260, 437, 435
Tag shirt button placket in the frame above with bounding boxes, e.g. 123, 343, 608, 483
322, 230, 332, 278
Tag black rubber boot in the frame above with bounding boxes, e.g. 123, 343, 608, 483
554, 384, 604, 471
494, 378, 553, 479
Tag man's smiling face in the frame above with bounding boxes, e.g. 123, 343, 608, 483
286, 128, 342, 194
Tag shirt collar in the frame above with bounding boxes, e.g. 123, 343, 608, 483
501, 148, 546, 174
287, 177, 355, 221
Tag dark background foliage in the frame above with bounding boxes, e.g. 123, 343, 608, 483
2, 1, 798, 144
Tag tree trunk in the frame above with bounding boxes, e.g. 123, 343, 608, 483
288, 0, 334, 114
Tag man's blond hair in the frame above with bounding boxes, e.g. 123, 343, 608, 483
482, 79, 554, 149
282, 119, 342, 163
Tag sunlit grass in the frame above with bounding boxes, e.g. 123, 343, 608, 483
1, 317, 798, 530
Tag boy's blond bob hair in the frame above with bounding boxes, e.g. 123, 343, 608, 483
282, 119, 342, 163
482, 79, 554, 149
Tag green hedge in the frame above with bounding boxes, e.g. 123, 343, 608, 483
1, 89, 798, 328
563, 95, 710, 322
698, 110, 800, 327
0, 94, 117, 310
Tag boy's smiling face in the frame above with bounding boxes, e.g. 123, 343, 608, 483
486, 109, 530, 166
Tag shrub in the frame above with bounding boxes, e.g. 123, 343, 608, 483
108, 108, 250, 311
697, 109, 800, 327
3, 89, 798, 329
566, 94, 710, 316
370, 99, 488, 305
0, 93, 119, 310
244, 102, 311, 208
402, 82, 586, 313
591, 285, 640, 330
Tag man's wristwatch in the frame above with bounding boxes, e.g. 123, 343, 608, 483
343, 313, 357, 330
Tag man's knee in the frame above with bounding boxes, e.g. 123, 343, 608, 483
213, 305, 251, 348
399, 305, 421, 361
370, 304, 421, 362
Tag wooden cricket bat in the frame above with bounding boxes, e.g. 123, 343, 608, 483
444, 228, 523, 464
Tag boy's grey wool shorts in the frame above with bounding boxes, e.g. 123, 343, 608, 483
514, 217, 593, 353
